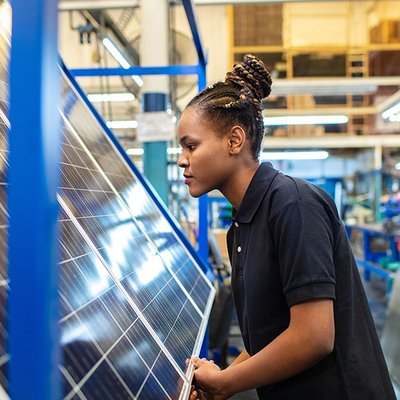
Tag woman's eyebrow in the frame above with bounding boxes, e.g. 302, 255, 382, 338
178, 135, 189, 146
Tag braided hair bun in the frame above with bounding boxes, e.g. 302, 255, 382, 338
225, 54, 272, 104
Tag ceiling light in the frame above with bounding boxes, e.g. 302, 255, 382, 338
126, 147, 182, 156
261, 151, 329, 161
88, 93, 135, 102
131, 75, 144, 87
389, 114, 400, 123
126, 148, 144, 156
102, 37, 143, 87
264, 115, 348, 126
106, 120, 138, 129
382, 102, 400, 120
103, 37, 130, 68
167, 147, 181, 155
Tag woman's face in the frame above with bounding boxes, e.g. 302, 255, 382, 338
177, 107, 233, 198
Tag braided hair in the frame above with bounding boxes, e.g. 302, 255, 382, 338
186, 54, 272, 160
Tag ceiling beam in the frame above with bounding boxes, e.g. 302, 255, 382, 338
264, 107, 376, 116
264, 135, 400, 150
59, 1, 138, 11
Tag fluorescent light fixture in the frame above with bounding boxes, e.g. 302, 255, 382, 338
102, 37, 143, 87
132, 75, 144, 87
88, 92, 135, 102
126, 147, 181, 156
106, 120, 138, 129
264, 115, 348, 126
0, 1, 11, 43
382, 102, 400, 120
261, 151, 329, 161
126, 148, 144, 156
389, 114, 400, 123
167, 147, 181, 155
103, 37, 130, 68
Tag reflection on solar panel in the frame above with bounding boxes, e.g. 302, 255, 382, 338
1, 2, 215, 397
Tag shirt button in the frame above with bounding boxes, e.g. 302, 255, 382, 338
237, 246, 242, 253
234, 222, 239, 228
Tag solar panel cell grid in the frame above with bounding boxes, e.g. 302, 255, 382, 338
59, 209, 185, 399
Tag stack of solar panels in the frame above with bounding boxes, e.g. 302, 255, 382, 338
0, 2, 215, 398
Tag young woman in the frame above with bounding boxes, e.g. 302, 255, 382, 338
177, 55, 396, 400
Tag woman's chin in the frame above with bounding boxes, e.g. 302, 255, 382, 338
188, 186, 206, 198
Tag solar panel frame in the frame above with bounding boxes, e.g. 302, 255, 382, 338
56, 71, 216, 397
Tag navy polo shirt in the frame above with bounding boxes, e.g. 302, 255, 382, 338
227, 162, 395, 399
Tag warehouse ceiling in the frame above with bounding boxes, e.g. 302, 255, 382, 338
58, 0, 400, 148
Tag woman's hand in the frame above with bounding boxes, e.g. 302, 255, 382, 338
189, 385, 228, 400
191, 357, 225, 395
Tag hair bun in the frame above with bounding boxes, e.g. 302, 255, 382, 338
225, 54, 272, 103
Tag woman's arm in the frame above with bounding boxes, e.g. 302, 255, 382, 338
189, 349, 251, 400
192, 298, 335, 397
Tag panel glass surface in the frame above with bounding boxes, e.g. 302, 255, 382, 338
59, 207, 184, 399
59, 119, 206, 375
61, 83, 213, 315
57, 73, 215, 398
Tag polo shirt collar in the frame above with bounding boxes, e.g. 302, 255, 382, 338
233, 162, 280, 223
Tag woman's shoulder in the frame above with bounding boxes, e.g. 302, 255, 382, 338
269, 172, 335, 209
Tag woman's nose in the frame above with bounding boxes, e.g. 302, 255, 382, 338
178, 154, 188, 168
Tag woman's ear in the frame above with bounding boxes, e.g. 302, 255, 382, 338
228, 125, 246, 155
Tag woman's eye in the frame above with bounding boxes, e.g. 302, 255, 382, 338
187, 144, 196, 151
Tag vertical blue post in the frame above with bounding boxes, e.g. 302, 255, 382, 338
197, 61, 211, 359
9, 0, 61, 399
363, 231, 371, 282
197, 62, 209, 264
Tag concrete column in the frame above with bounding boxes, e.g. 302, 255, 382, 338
141, 0, 169, 204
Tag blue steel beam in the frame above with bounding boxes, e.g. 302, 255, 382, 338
70, 65, 200, 77
182, 0, 207, 67
8, 0, 61, 399
196, 63, 210, 270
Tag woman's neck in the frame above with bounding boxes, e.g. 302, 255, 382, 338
221, 160, 260, 210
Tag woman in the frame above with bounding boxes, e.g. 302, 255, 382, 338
177, 55, 395, 399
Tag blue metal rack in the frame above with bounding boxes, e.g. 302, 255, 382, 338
8, 1, 209, 398
346, 224, 398, 297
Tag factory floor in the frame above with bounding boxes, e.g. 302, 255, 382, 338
223, 274, 399, 399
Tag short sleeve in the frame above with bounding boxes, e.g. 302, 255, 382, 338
269, 191, 337, 307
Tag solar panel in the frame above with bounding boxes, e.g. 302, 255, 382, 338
0, 2, 215, 397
